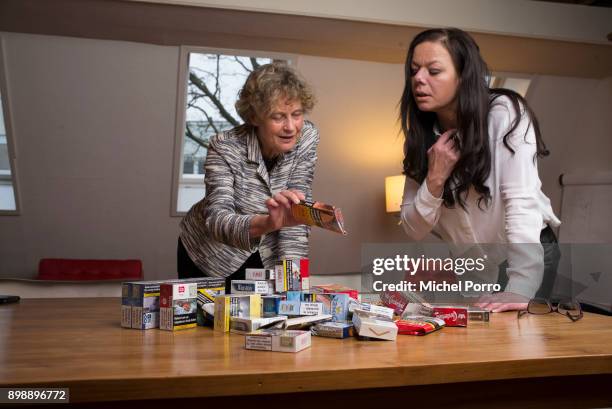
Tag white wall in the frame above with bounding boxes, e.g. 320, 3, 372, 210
528, 75, 612, 219
298, 56, 407, 274
0, 32, 610, 280
0, 32, 181, 280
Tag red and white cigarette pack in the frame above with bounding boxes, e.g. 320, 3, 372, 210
275, 259, 309, 292
159, 282, 198, 331
432, 306, 468, 327
396, 316, 445, 336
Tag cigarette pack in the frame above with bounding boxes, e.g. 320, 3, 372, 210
290, 200, 348, 235
131, 281, 163, 329
312, 284, 359, 300
330, 294, 351, 322
468, 308, 490, 322
432, 306, 468, 327
381, 290, 431, 315
359, 292, 382, 305
278, 300, 301, 316
230, 280, 274, 295
125, 278, 214, 329
380, 291, 410, 315
286, 291, 302, 302
299, 302, 324, 316
278, 300, 324, 316
160, 282, 198, 331
352, 310, 398, 341
214, 294, 262, 332
311, 322, 354, 339
245, 268, 276, 281
301, 293, 350, 321
299, 259, 310, 291
275, 260, 304, 292
349, 303, 394, 320
201, 302, 215, 325
230, 316, 287, 333
189, 277, 225, 326
401, 302, 434, 318
245, 329, 311, 353
285, 314, 333, 330
262, 295, 283, 317
396, 316, 445, 335
300, 292, 316, 302
121, 282, 133, 328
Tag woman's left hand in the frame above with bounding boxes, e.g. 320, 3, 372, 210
474, 292, 529, 312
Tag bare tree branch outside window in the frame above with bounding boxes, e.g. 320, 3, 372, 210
182, 54, 276, 175
176, 53, 284, 212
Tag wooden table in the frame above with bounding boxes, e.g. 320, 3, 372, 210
1, 298, 611, 408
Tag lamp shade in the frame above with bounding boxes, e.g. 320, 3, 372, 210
385, 175, 405, 213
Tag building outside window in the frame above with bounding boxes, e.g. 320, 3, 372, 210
173, 49, 290, 214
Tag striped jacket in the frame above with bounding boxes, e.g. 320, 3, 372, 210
179, 120, 319, 278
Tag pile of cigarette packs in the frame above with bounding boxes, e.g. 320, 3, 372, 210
121, 277, 225, 331
121, 259, 489, 353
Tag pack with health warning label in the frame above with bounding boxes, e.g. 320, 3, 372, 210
159, 282, 198, 331
290, 200, 347, 235
245, 329, 311, 353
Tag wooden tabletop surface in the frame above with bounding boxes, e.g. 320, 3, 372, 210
1, 298, 611, 403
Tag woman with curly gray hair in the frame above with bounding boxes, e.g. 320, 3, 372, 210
178, 62, 319, 292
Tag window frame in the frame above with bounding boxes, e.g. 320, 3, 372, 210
170, 45, 296, 217
490, 71, 534, 98
0, 36, 20, 216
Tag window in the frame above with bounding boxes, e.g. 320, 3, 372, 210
490, 74, 532, 98
172, 47, 291, 215
0, 38, 18, 214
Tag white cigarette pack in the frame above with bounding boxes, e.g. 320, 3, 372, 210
285, 314, 333, 330
229, 316, 287, 334
349, 302, 394, 320
245, 268, 276, 281
352, 310, 398, 341
245, 329, 311, 353
230, 280, 274, 295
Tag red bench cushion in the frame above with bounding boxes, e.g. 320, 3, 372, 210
37, 259, 143, 281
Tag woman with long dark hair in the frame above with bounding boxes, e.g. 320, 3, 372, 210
399, 28, 560, 312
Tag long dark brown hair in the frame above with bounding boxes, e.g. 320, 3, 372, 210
400, 28, 549, 210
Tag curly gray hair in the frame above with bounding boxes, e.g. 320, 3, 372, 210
235, 62, 316, 125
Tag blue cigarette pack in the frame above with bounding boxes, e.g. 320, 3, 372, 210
262, 295, 283, 317
130, 281, 164, 329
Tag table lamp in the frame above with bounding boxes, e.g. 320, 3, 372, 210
385, 175, 405, 214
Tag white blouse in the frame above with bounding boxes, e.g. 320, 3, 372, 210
400, 95, 561, 299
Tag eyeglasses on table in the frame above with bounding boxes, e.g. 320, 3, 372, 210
517, 298, 583, 322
